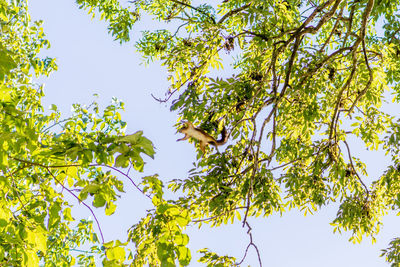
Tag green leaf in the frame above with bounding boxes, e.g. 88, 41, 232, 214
117, 131, 155, 159
0, 43, 17, 80
0, 85, 11, 101
114, 154, 129, 168
0, 219, 7, 227
106, 246, 126, 261
25, 250, 40, 267
137, 137, 155, 159
63, 207, 74, 221
103, 240, 115, 248
93, 194, 106, 207
174, 233, 189, 246
116, 132, 141, 143
26, 227, 47, 253
82, 184, 101, 195
105, 201, 117, 215
177, 246, 191, 266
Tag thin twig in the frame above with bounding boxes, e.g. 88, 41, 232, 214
6, 167, 30, 216
319, 6, 344, 53
347, 0, 375, 114
41, 117, 74, 133
169, 0, 216, 23
46, 168, 105, 243
191, 206, 246, 223
218, 4, 251, 24
342, 140, 369, 198
10, 157, 150, 199
236, 222, 263, 267
99, 164, 151, 200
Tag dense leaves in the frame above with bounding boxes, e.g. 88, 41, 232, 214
0, 0, 154, 265
127, 175, 191, 266
5, 0, 400, 266
76, 0, 400, 265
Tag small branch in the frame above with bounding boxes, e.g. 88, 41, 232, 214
7, 167, 30, 216
347, 43, 373, 114
99, 164, 151, 200
242, 191, 251, 227
342, 4, 355, 46
347, 0, 375, 114
169, 0, 216, 24
10, 157, 150, 199
46, 168, 105, 243
319, 6, 344, 52
276, 35, 303, 105
10, 156, 80, 169
151, 59, 209, 103
241, 118, 259, 227
151, 90, 178, 103
191, 206, 246, 223
236, 222, 263, 267
298, 46, 353, 88
328, 61, 357, 140
41, 101, 97, 133
218, 4, 251, 24
342, 140, 369, 198
41, 117, 74, 133
389, 27, 400, 44
268, 109, 277, 166
236, 242, 251, 266
240, 102, 278, 224
245, 28, 295, 43
169, 22, 189, 40
70, 248, 96, 254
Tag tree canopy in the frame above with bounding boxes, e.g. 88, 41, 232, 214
0, 1, 154, 265
2, 0, 400, 266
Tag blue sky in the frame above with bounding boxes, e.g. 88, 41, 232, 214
29, 1, 399, 266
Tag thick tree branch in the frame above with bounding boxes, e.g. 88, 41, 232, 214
319, 6, 344, 52
301, 0, 342, 35
347, 0, 375, 114
298, 46, 352, 88
342, 4, 355, 46
329, 61, 357, 141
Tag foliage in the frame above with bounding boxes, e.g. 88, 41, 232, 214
198, 248, 237, 267
5, 0, 400, 266
0, 0, 154, 265
127, 175, 191, 266
75, 0, 139, 43
74, 0, 400, 265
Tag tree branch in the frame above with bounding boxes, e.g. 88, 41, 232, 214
347, 0, 375, 114
218, 3, 251, 24
46, 167, 105, 243
169, 0, 216, 24
319, 6, 344, 52
191, 206, 246, 223
342, 140, 369, 198
10, 157, 150, 199
236, 222, 263, 267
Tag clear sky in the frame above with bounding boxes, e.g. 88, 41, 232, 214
29, 1, 399, 266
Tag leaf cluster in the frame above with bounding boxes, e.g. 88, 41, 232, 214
0, 1, 156, 265
17, 0, 400, 265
